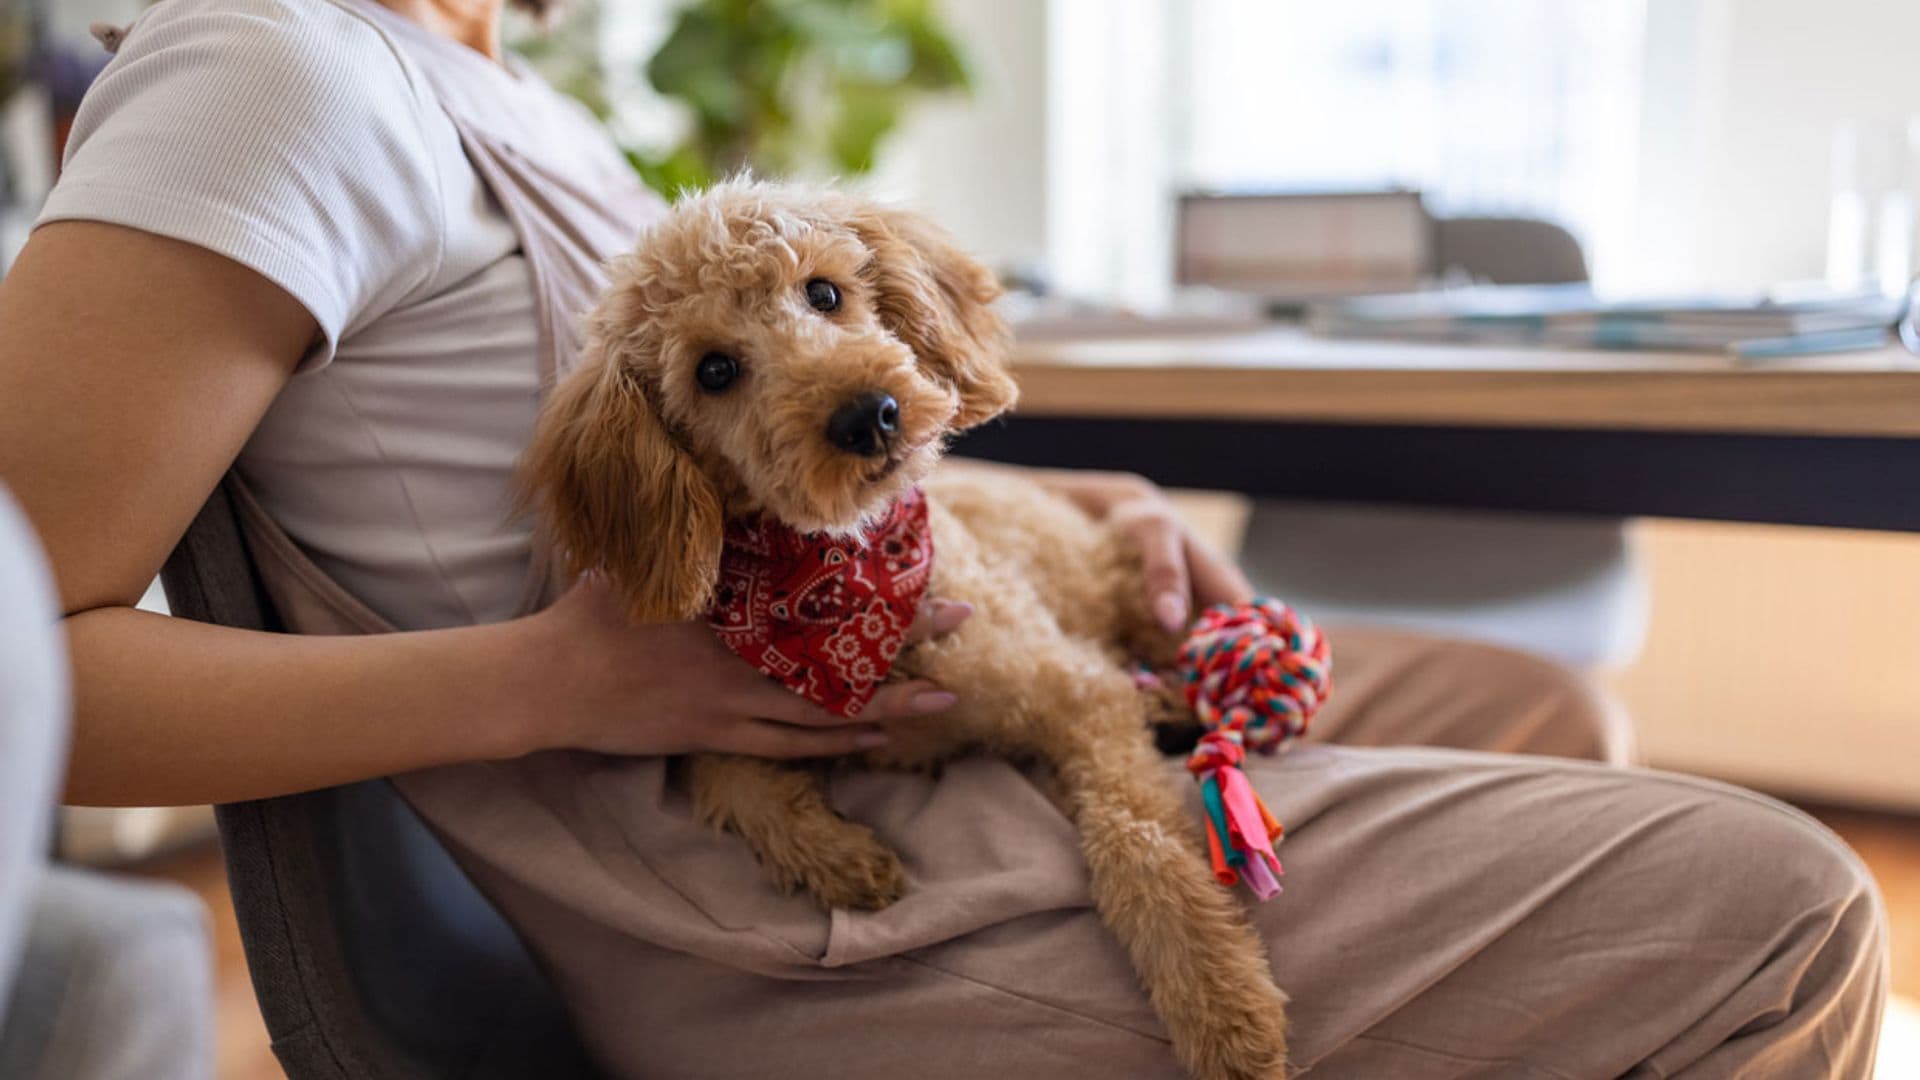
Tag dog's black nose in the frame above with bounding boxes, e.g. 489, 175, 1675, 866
825, 392, 900, 456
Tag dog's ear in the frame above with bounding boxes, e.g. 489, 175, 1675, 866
519, 357, 724, 622
851, 205, 1018, 427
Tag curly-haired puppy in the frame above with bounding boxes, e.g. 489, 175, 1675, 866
521, 180, 1290, 1080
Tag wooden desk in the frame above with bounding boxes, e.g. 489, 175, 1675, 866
952, 328, 1920, 531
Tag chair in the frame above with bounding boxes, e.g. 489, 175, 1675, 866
1430, 215, 1590, 285
159, 482, 597, 1079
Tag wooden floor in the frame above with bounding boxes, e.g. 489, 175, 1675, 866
1819, 807, 1920, 1003
132, 801, 1920, 1080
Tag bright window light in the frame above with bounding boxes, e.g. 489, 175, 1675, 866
1176, 0, 1647, 286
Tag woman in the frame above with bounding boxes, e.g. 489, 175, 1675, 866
0, 0, 1886, 1075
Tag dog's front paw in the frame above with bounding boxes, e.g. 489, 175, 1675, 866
1176, 981, 1290, 1080
805, 836, 908, 911
764, 819, 908, 912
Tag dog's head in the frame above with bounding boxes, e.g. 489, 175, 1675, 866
520, 180, 1017, 621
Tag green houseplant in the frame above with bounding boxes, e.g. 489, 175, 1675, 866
517, 0, 971, 198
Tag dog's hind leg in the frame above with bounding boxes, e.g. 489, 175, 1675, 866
1038, 678, 1291, 1080
687, 753, 907, 911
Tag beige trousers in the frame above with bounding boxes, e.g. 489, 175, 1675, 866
532, 626, 1886, 1079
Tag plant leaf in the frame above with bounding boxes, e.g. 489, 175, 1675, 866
829, 82, 902, 173
628, 144, 718, 200
902, 14, 970, 91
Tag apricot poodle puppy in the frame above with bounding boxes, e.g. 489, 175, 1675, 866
520, 180, 1291, 1079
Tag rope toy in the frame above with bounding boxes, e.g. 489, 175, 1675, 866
1177, 598, 1331, 900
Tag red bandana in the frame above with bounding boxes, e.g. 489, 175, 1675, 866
707, 488, 933, 718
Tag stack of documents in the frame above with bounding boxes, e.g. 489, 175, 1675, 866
1307, 285, 1902, 358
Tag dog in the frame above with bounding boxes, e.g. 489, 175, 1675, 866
520, 180, 1291, 1080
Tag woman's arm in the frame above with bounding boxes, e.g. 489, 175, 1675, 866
1, 223, 957, 806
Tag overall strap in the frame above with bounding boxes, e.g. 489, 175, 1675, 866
455, 126, 660, 388
445, 118, 661, 613
390, 26, 664, 613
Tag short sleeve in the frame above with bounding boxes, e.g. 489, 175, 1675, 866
35, 0, 446, 371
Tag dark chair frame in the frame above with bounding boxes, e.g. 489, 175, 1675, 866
1430, 215, 1589, 285
160, 482, 597, 1079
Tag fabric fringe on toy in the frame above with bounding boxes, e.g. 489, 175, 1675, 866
1176, 598, 1331, 900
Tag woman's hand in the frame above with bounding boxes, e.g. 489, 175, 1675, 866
528, 575, 970, 760
1028, 469, 1254, 631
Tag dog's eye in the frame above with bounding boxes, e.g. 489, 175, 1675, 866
804, 278, 841, 313
695, 352, 740, 393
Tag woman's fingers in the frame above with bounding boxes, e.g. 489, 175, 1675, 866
721, 674, 963, 758
739, 679, 860, 728
1022, 466, 1261, 629
728, 719, 891, 759
905, 598, 973, 644
1119, 503, 1193, 631
863, 679, 959, 720
740, 675, 954, 729
699, 590, 968, 761
1112, 497, 1256, 627
1184, 532, 1255, 608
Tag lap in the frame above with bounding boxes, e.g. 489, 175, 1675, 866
412, 629, 1870, 1078
469, 748, 1869, 1079
1238, 748, 1869, 1076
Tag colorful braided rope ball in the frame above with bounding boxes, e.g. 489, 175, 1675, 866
1176, 598, 1332, 900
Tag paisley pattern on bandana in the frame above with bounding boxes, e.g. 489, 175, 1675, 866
708, 488, 932, 717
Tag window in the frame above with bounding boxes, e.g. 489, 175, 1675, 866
1175, 0, 1648, 285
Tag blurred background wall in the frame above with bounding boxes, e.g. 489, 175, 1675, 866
891, 0, 1920, 302
1631, 0, 1920, 291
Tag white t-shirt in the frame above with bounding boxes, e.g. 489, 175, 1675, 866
38, 0, 651, 630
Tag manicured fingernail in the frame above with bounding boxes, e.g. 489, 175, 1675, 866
1154, 592, 1188, 632
932, 601, 973, 634
910, 689, 959, 714
854, 731, 891, 749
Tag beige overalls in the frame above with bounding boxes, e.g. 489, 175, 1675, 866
162, 8, 1888, 1077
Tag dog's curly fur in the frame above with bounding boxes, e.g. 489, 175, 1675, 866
520, 180, 1291, 1079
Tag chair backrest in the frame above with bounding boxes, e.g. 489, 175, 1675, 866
1430, 216, 1590, 285
160, 482, 596, 1079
